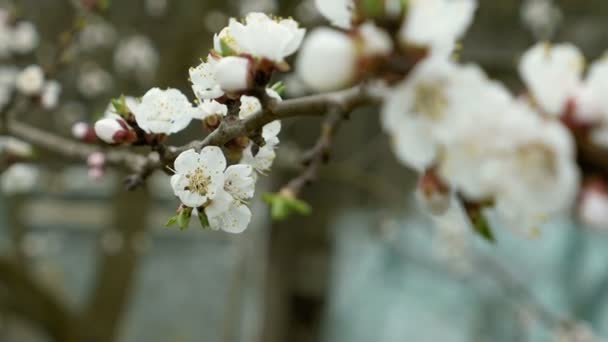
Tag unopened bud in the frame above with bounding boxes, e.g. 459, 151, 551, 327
215, 56, 252, 93
87, 152, 106, 168
296, 28, 357, 92
94, 117, 136, 144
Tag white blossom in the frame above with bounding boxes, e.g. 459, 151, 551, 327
71, 122, 91, 140
193, 99, 228, 120
381, 56, 508, 171
223, 12, 305, 62
439, 101, 578, 231
170, 147, 226, 208
519, 42, 584, 116
239, 90, 282, 173
78, 22, 117, 52
189, 56, 224, 100
1, 163, 39, 195
40, 80, 61, 110
131, 88, 195, 134
296, 28, 357, 92
214, 56, 252, 92
16, 65, 44, 96
77, 63, 113, 98
114, 35, 159, 84
205, 164, 255, 233
205, 190, 252, 233
314, 0, 354, 29
10, 21, 39, 54
400, 0, 477, 55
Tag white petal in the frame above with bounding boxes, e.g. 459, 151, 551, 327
315, 0, 354, 29
199, 145, 226, 170
189, 56, 224, 100
173, 149, 200, 174
519, 42, 584, 116
400, 0, 477, 54
224, 164, 255, 200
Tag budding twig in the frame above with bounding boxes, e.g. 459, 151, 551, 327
281, 107, 346, 197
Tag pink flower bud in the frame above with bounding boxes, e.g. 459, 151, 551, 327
87, 152, 106, 168
94, 117, 136, 144
72, 122, 91, 139
215, 56, 252, 93
88, 167, 105, 181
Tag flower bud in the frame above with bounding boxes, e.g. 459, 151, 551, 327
94, 117, 136, 144
87, 152, 106, 168
296, 28, 356, 92
215, 56, 252, 93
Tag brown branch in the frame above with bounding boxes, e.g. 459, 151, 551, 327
4, 86, 378, 190
281, 109, 346, 197
171, 85, 376, 155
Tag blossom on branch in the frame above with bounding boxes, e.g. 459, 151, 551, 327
131, 88, 196, 135
170, 147, 226, 208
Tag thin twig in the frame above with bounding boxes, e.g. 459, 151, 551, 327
281, 108, 346, 197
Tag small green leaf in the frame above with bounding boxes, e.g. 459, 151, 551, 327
177, 209, 192, 230
198, 210, 210, 229
263, 192, 312, 221
470, 209, 495, 243
220, 38, 237, 57
165, 215, 179, 228
111, 95, 129, 117
359, 0, 384, 18
270, 81, 286, 96
286, 197, 312, 216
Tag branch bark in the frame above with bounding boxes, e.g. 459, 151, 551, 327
5, 86, 378, 190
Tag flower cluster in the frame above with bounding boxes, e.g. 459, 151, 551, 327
296, 0, 476, 92
0, 10, 60, 111
88, 12, 303, 233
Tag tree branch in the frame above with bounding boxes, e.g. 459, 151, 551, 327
5, 86, 378, 190
281, 109, 346, 197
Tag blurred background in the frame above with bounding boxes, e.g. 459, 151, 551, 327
2, 0, 608, 341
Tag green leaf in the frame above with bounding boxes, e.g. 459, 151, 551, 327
198, 210, 210, 229
359, 0, 384, 18
177, 209, 192, 230
286, 197, 312, 216
270, 81, 286, 96
111, 95, 129, 117
263, 192, 312, 221
469, 209, 496, 243
165, 215, 179, 228
220, 38, 237, 57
